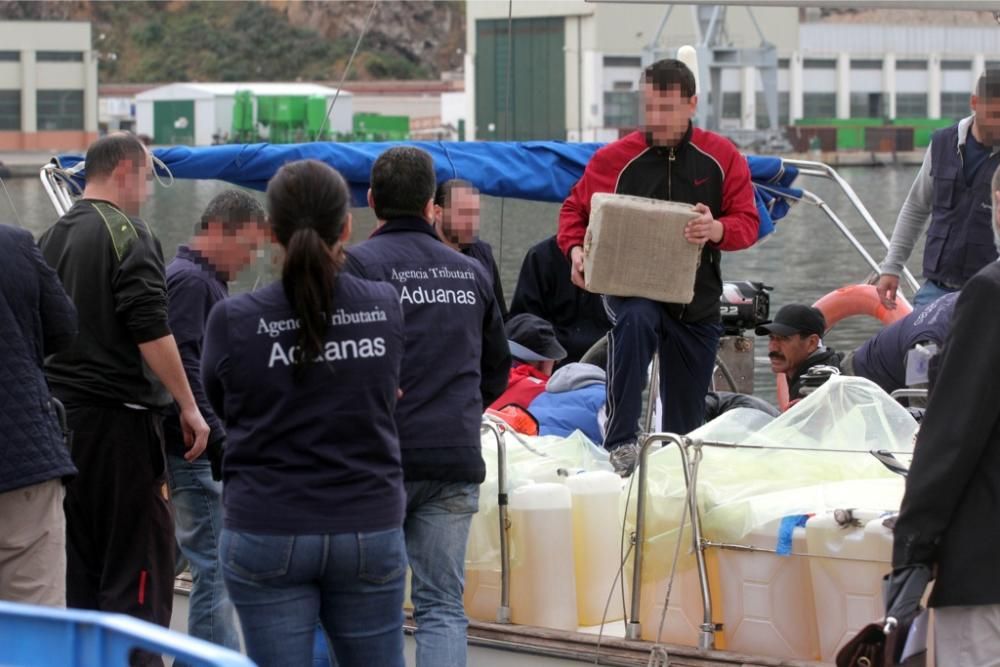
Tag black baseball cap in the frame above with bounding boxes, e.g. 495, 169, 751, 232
755, 304, 826, 338
505, 313, 567, 362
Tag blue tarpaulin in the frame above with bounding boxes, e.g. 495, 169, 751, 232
56, 141, 801, 240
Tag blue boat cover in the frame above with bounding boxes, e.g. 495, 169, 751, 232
57, 141, 801, 240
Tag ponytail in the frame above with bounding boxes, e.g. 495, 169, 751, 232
281, 226, 341, 369
267, 159, 351, 377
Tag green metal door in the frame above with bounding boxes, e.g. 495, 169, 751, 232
476, 17, 566, 141
153, 100, 195, 145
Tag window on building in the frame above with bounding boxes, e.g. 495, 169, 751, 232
803, 92, 836, 118
721, 92, 741, 119
0, 91, 20, 130
37, 90, 84, 130
851, 60, 883, 71
896, 60, 928, 71
603, 56, 641, 68
603, 90, 639, 129
941, 60, 972, 71
895, 93, 927, 117
850, 92, 884, 119
36, 51, 84, 63
0, 51, 19, 62
803, 59, 836, 69
778, 58, 791, 69
940, 92, 969, 120
755, 91, 789, 127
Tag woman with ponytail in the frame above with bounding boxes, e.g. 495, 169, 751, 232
201, 160, 407, 667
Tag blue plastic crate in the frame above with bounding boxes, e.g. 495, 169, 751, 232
0, 601, 255, 666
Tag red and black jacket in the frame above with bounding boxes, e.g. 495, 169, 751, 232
557, 125, 759, 323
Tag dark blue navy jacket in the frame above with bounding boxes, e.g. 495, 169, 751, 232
163, 246, 227, 457
0, 224, 78, 494
346, 216, 511, 483
924, 124, 1000, 286
462, 239, 508, 320
852, 291, 958, 394
201, 274, 406, 535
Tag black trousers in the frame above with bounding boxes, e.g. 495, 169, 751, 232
64, 404, 174, 638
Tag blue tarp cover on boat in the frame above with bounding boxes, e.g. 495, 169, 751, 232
56, 141, 801, 240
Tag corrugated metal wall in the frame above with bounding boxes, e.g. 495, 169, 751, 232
475, 17, 566, 141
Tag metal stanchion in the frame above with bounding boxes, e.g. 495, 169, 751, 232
482, 419, 512, 624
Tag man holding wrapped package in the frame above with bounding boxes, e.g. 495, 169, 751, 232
887, 164, 1000, 664
557, 58, 759, 476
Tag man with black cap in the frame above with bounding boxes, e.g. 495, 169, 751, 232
489, 313, 567, 411
756, 304, 842, 403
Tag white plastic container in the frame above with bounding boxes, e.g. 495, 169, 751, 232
806, 510, 894, 662
508, 483, 578, 630
566, 471, 626, 625
716, 520, 821, 661
638, 564, 712, 646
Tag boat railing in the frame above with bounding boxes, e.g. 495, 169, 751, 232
627, 434, 913, 651
781, 158, 921, 294
481, 416, 513, 624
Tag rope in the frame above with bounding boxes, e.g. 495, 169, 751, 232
593, 471, 637, 665
497, 0, 514, 275
315, 0, 379, 141
0, 176, 24, 228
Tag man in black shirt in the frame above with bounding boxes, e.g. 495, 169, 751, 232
40, 134, 209, 650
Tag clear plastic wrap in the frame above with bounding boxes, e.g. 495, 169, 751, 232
628, 377, 916, 581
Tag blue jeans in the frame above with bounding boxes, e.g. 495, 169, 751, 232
221, 528, 406, 667
405, 480, 480, 667
165, 454, 239, 651
914, 279, 958, 307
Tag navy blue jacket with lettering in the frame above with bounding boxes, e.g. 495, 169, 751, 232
346, 216, 511, 483
851, 291, 958, 394
201, 273, 406, 535
0, 224, 78, 494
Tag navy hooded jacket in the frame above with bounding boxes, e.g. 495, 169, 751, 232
0, 224, 78, 494
346, 216, 511, 483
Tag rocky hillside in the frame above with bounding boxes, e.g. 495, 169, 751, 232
0, 0, 465, 83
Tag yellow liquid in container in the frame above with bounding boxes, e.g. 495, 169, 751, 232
508, 483, 578, 630
566, 471, 627, 626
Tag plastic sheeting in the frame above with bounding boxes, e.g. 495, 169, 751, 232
628, 376, 916, 581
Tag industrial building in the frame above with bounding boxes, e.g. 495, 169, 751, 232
464, 2, 998, 143
0, 20, 99, 151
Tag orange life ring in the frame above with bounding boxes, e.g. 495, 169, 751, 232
775, 285, 913, 411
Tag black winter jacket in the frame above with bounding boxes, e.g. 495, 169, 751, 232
0, 224, 78, 494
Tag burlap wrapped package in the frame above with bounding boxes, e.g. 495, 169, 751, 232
584, 193, 701, 303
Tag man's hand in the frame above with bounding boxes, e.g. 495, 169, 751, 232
684, 203, 724, 245
569, 245, 586, 289
179, 405, 210, 462
877, 274, 900, 310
